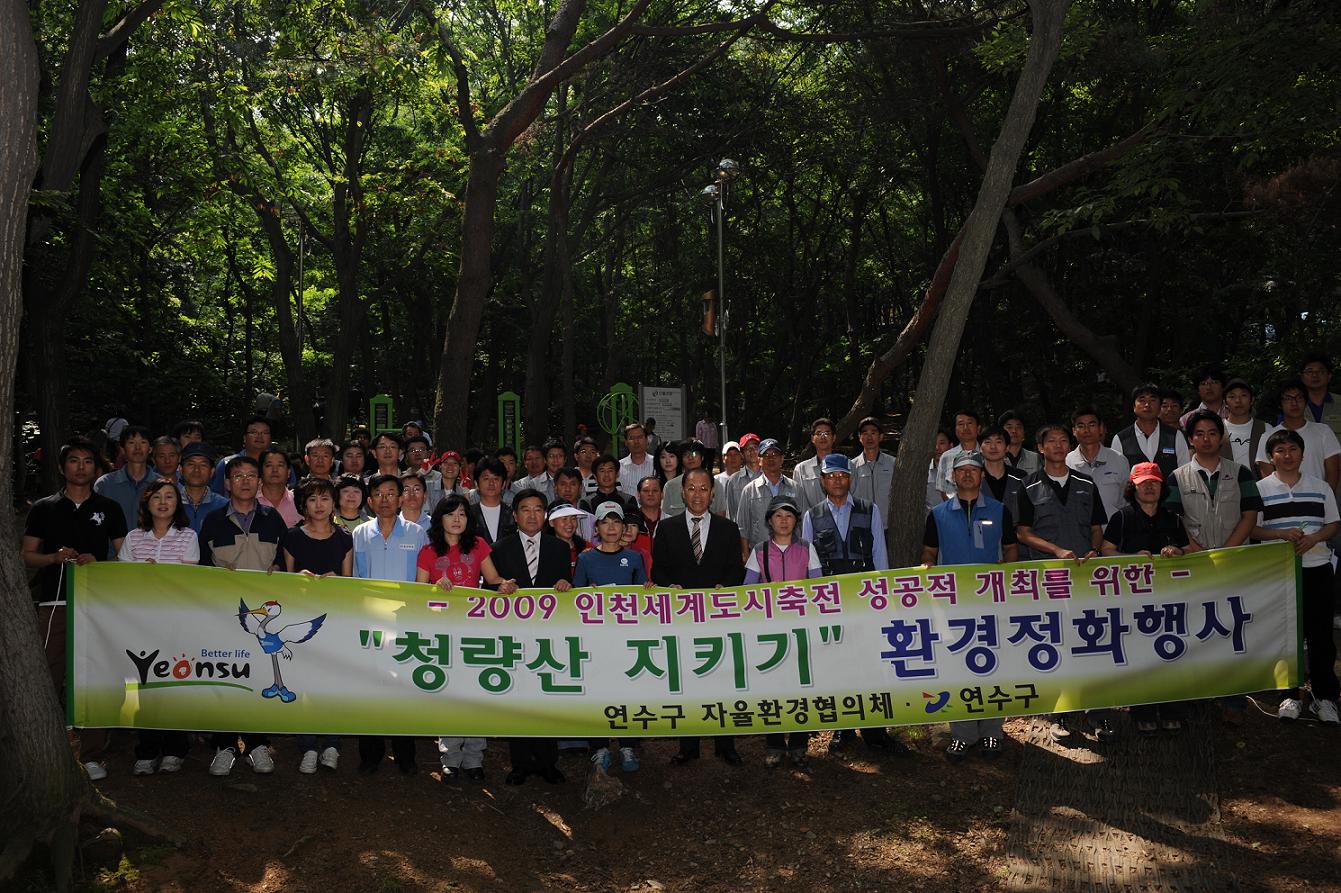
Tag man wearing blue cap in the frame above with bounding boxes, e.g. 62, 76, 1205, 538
801, 452, 902, 753
922, 450, 1017, 761
734, 438, 798, 557
179, 443, 229, 534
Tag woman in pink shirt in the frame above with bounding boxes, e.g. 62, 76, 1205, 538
118, 478, 198, 775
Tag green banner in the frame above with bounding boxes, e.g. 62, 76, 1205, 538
70, 544, 1299, 736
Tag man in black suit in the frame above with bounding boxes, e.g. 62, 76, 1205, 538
651, 467, 747, 765
489, 488, 573, 784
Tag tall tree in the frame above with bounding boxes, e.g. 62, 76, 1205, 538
885, 0, 1069, 565
1, 3, 88, 888
22, 0, 165, 486
419, 0, 663, 445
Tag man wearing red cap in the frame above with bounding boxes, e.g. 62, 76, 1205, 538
1100, 461, 1191, 733
724, 432, 762, 517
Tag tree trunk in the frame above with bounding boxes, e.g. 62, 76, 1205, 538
254, 210, 316, 445
324, 246, 365, 442
522, 88, 569, 443
23, 123, 110, 486
433, 146, 503, 445
886, 0, 1069, 566
0, 4, 86, 887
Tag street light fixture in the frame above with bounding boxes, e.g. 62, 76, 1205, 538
704, 158, 739, 447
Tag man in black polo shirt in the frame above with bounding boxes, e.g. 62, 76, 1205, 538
22, 436, 128, 780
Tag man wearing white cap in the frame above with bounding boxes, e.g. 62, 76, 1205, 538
715, 441, 743, 493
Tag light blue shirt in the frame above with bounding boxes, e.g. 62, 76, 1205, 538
179, 487, 229, 534
93, 466, 162, 530
352, 517, 427, 581
800, 497, 889, 571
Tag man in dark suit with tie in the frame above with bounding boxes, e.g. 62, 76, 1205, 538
489, 488, 573, 784
651, 467, 747, 765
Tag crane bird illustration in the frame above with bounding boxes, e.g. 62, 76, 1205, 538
237, 599, 327, 703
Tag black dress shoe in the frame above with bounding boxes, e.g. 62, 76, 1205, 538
357, 760, 380, 775
465, 766, 485, 782
669, 751, 699, 766
440, 766, 461, 783
861, 728, 893, 748
717, 748, 743, 766
505, 770, 528, 785
540, 766, 565, 784
398, 760, 418, 776
827, 731, 848, 752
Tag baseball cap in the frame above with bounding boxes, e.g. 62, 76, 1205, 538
594, 500, 625, 521
952, 450, 985, 470
758, 438, 783, 456
820, 454, 851, 475
1130, 462, 1163, 485
765, 496, 801, 521
738, 433, 761, 447
723, 441, 741, 454
180, 442, 216, 463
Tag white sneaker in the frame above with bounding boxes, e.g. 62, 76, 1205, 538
209, 748, 237, 776
1310, 699, 1340, 724
158, 756, 184, 773
84, 761, 108, 781
319, 746, 339, 771
298, 750, 318, 774
248, 744, 275, 774
1278, 697, 1304, 720
132, 759, 158, 776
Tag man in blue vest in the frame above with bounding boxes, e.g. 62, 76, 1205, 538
801, 453, 905, 754
922, 451, 1017, 761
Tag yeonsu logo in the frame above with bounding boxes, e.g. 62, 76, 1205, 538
125, 648, 254, 692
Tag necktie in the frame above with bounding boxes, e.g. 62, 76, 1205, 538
525, 537, 538, 581
691, 516, 703, 564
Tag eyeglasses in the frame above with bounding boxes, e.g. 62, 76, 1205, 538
229, 473, 259, 482
813, 431, 834, 439
1282, 394, 1305, 404
683, 485, 712, 493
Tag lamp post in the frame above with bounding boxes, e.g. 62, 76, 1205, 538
701, 158, 739, 446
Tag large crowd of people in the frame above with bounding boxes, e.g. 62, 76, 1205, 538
21, 355, 1341, 784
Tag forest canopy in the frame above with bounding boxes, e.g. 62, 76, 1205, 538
16, 0, 1341, 468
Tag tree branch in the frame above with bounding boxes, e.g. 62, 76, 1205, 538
628, 5, 1024, 39
552, 12, 762, 200
94, 0, 166, 61
415, 0, 482, 145
1006, 119, 1159, 206
491, 0, 654, 150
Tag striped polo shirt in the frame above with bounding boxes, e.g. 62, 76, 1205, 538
1256, 472, 1340, 568
118, 526, 200, 564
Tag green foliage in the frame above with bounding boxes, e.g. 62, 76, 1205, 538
20, 0, 1341, 451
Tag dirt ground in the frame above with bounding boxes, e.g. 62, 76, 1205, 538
9, 701, 1341, 893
